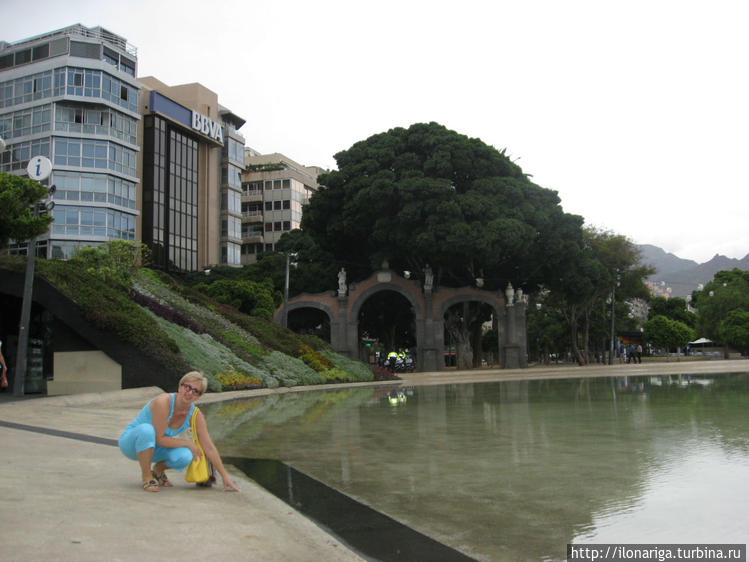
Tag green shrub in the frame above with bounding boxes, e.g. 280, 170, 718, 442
321, 368, 349, 383
298, 344, 332, 372
152, 315, 277, 390
322, 351, 374, 382
215, 370, 264, 389
260, 351, 325, 387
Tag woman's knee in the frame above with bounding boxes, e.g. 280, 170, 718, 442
167, 447, 193, 470
119, 424, 156, 458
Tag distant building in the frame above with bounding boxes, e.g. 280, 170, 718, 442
0, 24, 141, 258
645, 279, 672, 299
240, 150, 323, 264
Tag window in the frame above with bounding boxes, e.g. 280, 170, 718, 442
102, 47, 118, 67
0, 138, 50, 172
32, 44, 50, 61
14, 49, 31, 65
70, 41, 100, 60
120, 58, 135, 77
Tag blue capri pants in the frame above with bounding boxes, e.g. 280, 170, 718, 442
118, 423, 193, 470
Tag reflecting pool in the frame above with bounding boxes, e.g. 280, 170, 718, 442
203, 374, 749, 561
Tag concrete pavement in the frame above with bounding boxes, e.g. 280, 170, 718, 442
0, 387, 364, 562
1, 359, 747, 561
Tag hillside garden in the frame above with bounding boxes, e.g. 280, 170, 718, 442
0, 240, 376, 392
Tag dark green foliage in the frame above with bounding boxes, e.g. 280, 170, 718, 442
692, 269, 749, 345
31, 257, 189, 380
648, 296, 696, 328
193, 278, 277, 319
719, 310, 749, 352
644, 315, 696, 353
302, 122, 584, 291
0, 171, 54, 248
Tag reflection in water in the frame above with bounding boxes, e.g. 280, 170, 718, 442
202, 374, 749, 561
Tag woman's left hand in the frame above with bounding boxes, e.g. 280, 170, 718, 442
223, 476, 240, 492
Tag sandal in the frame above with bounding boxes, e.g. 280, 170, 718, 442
142, 479, 159, 492
152, 470, 173, 487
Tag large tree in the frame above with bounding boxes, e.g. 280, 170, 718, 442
300, 122, 587, 364
0, 172, 54, 248
302, 122, 585, 292
692, 268, 749, 345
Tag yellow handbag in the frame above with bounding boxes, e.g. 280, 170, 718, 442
185, 407, 210, 483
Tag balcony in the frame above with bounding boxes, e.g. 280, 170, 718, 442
242, 210, 263, 223
242, 233, 263, 244
242, 189, 262, 202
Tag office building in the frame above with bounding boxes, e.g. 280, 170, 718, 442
0, 24, 141, 258
241, 150, 323, 264
138, 78, 246, 271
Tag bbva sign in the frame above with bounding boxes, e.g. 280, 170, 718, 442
191, 110, 224, 144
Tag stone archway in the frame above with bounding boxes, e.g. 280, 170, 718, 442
274, 268, 527, 371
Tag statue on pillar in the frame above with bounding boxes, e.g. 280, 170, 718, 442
505, 283, 515, 306
337, 267, 347, 297
423, 264, 434, 293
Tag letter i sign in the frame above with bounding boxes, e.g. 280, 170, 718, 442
27, 156, 52, 181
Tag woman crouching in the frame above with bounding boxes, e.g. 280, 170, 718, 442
118, 371, 240, 492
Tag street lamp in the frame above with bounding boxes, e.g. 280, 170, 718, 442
282, 252, 298, 328
608, 273, 620, 365
14, 155, 55, 396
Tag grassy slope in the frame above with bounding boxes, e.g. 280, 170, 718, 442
0, 255, 374, 392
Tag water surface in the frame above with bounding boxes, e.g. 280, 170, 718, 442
204, 374, 749, 561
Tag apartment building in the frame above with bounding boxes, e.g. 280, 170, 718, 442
241, 150, 323, 264
0, 24, 140, 258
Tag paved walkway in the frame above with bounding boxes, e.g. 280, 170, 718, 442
1, 359, 747, 561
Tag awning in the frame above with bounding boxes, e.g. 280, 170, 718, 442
689, 337, 713, 345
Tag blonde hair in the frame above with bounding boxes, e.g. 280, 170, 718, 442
179, 371, 208, 394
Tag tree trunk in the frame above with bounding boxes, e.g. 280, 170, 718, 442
582, 308, 591, 365
445, 302, 476, 369
569, 306, 586, 365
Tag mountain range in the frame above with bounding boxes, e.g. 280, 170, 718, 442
638, 245, 749, 298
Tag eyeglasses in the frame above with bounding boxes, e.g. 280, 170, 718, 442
181, 383, 202, 396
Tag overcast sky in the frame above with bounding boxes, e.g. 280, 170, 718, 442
3, 0, 747, 264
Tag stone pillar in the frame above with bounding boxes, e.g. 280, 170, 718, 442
420, 291, 441, 372
501, 298, 528, 369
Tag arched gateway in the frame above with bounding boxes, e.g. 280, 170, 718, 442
273, 268, 528, 371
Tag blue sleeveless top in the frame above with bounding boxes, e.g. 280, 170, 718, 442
125, 393, 194, 436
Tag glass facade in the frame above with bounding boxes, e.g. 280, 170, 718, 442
219, 118, 245, 267
142, 114, 199, 271
0, 26, 141, 260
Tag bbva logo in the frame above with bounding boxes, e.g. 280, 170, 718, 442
191, 111, 224, 144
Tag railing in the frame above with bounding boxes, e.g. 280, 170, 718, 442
9, 24, 138, 57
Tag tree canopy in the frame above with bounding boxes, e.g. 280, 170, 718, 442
691, 268, 749, 345
301, 122, 585, 292
0, 171, 53, 248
